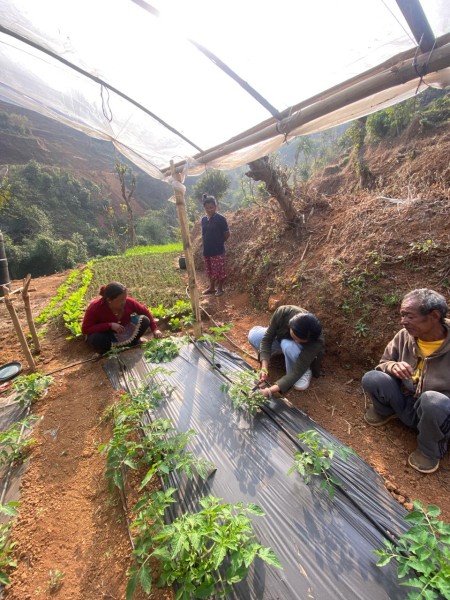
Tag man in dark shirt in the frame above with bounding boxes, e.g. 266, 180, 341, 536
201, 194, 230, 296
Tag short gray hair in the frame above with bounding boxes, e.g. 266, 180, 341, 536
403, 288, 448, 323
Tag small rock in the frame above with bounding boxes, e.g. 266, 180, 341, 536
404, 502, 414, 511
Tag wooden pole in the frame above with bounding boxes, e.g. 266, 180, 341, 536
22, 274, 41, 353
300, 235, 312, 261
1, 285, 36, 371
169, 161, 202, 338
164, 40, 450, 175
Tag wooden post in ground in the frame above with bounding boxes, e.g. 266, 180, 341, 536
1, 285, 36, 371
22, 274, 41, 353
170, 161, 202, 338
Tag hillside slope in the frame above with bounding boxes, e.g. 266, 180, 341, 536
210, 124, 450, 369
0, 100, 170, 212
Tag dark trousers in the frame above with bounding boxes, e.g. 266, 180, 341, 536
87, 316, 150, 355
362, 370, 450, 459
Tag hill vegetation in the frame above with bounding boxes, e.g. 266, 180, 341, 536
0, 90, 449, 283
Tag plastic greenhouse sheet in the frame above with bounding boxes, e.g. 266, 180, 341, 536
104, 340, 413, 600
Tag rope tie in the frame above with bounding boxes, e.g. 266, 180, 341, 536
275, 105, 296, 143
100, 84, 113, 123
412, 35, 437, 95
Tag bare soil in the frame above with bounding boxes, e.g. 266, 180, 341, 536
0, 125, 449, 599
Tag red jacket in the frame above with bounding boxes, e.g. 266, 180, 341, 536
82, 296, 157, 335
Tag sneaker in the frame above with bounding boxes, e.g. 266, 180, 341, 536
364, 406, 399, 427
293, 369, 312, 391
408, 448, 440, 474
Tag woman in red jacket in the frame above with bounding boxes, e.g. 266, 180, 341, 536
82, 281, 162, 355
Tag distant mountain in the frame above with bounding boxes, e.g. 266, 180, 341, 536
0, 99, 171, 212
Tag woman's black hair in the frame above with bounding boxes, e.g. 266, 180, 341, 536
100, 282, 126, 300
289, 312, 322, 342
202, 193, 217, 206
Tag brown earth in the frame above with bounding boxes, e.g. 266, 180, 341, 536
0, 124, 449, 598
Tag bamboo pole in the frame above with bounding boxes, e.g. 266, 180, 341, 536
169, 161, 202, 338
0, 286, 26, 302
1, 285, 36, 371
22, 274, 40, 353
164, 41, 450, 175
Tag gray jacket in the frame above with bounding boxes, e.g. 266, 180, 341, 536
375, 319, 450, 398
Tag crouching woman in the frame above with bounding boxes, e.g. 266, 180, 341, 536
82, 282, 162, 355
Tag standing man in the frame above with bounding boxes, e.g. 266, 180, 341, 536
248, 305, 324, 397
362, 288, 450, 474
201, 194, 230, 297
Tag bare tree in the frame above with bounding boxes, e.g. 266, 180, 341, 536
354, 117, 374, 189
246, 156, 299, 227
115, 161, 137, 247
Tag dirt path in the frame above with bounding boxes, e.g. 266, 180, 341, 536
0, 271, 449, 599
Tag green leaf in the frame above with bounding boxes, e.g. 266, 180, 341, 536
139, 467, 156, 489
258, 546, 283, 568
226, 564, 248, 584
375, 555, 392, 567
397, 560, 410, 578
425, 505, 441, 518
194, 581, 216, 597
246, 504, 265, 516
125, 572, 138, 600
0, 502, 18, 517
0, 571, 10, 585
139, 564, 152, 594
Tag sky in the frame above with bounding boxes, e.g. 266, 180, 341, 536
0, 0, 448, 174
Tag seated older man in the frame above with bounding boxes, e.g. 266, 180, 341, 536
362, 288, 450, 474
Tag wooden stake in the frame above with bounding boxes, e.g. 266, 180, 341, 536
300, 234, 312, 261
22, 274, 41, 353
326, 224, 335, 242
1, 285, 36, 371
170, 161, 202, 338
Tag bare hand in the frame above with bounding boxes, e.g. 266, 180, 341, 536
111, 322, 124, 333
261, 387, 272, 398
391, 361, 414, 380
153, 329, 163, 339
259, 369, 268, 382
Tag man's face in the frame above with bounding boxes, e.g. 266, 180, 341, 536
204, 202, 217, 218
400, 298, 438, 338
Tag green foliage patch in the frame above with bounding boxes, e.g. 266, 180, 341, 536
221, 370, 269, 415
12, 373, 54, 408
85, 251, 186, 309
0, 416, 39, 467
198, 324, 233, 369
128, 495, 282, 600
37, 245, 188, 338
0, 502, 19, 586
143, 336, 187, 363
375, 501, 450, 600
288, 430, 354, 499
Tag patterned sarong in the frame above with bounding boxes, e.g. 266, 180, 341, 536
204, 255, 226, 281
